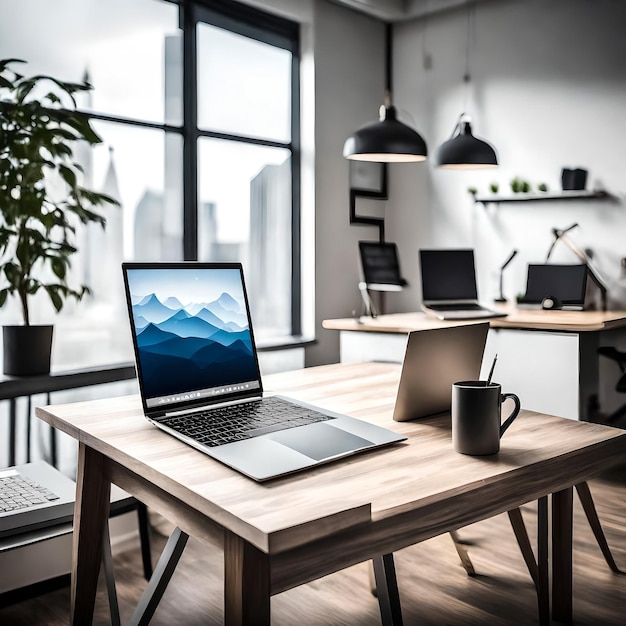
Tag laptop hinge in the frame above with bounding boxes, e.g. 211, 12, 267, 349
150, 394, 263, 421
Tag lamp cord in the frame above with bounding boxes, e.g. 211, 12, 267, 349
446, 1, 474, 139
385, 21, 392, 97
462, 1, 476, 115
448, 111, 466, 140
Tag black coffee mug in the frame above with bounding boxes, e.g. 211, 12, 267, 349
451, 381, 521, 455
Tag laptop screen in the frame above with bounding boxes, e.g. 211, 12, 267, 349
123, 263, 262, 413
419, 249, 478, 302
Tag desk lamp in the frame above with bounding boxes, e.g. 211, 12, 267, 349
495, 249, 518, 303
546, 223, 608, 311
358, 280, 404, 319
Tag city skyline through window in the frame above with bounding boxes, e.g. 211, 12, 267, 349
0, 0, 301, 369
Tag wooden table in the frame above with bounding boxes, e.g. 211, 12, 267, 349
323, 310, 626, 420
35, 362, 626, 624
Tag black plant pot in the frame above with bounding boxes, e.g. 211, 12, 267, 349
561, 167, 588, 191
2, 325, 54, 376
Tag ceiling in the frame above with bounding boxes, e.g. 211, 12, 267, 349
331, 0, 496, 22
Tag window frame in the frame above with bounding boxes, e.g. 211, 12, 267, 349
180, 0, 301, 336
78, 0, 301, 341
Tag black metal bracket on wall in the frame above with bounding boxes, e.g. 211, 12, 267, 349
349, 162, 388, 242
348, 21, 392, 244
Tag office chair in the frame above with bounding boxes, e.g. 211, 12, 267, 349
109, 498, 153, 580
372, 491, 624, 626
598, 346, 626, 424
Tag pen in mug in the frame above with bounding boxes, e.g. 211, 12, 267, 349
486, 354, 498, 385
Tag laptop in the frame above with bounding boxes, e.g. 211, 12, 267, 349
419, 249, 507, 320
359, 241, 408, 291
0, 461, 75, 539
122, 262, 406, 482
393, 323, 489, 422
518, 264, 588, 310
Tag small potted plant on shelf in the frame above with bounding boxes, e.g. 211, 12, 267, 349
510, 177, 531, 193
0, 58, 119, 375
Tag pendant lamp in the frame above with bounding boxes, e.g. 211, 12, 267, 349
343, 23, 427, 163
436, 112, 497, 169
436, 2, 498, 169
343, 90, 428, 163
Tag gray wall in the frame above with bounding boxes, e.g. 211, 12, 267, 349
387, 0, 626, 311
307, 1, 386, 365
204, 0, 387, 366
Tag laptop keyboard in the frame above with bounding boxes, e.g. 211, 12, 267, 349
160, 396, 334, 448
0, 469, 60, 513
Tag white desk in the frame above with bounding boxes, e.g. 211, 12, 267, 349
322, 310, 626, 421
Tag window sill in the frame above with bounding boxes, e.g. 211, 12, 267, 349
256, 336, 316, 352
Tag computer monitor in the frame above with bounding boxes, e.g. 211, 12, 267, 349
521, 264, 588, 309
359, 241, 407, 291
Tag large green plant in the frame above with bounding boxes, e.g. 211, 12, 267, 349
0, 58, 119, 326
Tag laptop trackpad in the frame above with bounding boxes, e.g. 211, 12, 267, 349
270, 422, 373, 461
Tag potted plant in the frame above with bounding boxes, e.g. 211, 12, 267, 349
0, 58, 119, 375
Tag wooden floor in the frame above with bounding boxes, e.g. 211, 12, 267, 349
0, 468, 624, 625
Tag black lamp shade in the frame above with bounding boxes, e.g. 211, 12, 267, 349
436, 121, 498, 169
343, 106, 428, 163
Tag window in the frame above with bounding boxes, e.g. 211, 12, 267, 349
0, 0, 300, 367
193, 3, 300, 341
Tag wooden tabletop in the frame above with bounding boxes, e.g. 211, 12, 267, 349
322, 309, 626, 333
35, 362, 626, 560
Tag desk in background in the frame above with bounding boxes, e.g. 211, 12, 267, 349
322, 310, 626, 421
0, 362, 136, 467
35, 361, 626, 624
0, 363, 152, 598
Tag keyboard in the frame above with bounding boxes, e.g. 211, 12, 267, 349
160, 396, 334, 447
0, 468, 60, 513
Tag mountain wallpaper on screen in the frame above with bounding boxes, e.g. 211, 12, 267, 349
132, 290, 258, 399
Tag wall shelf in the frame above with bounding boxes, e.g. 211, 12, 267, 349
475, 190, 609, 205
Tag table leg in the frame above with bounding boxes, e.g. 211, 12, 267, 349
449, 530, 476, 576
507, 507, 538, 587
71, 443, 111, 625
137, 502, 154, 580
373, 553, 404, 626
9, 398, 16, 466
26, 395, 32, 463
224, 529, 270, 626
130, 526, 189, 626
552, 487, 573, 624
47, 392, 57, 468
575, 481, 623, 574
102, 521, 121, 626
537, 497, 549, 626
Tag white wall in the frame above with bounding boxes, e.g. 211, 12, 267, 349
388, 0, 626, 311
